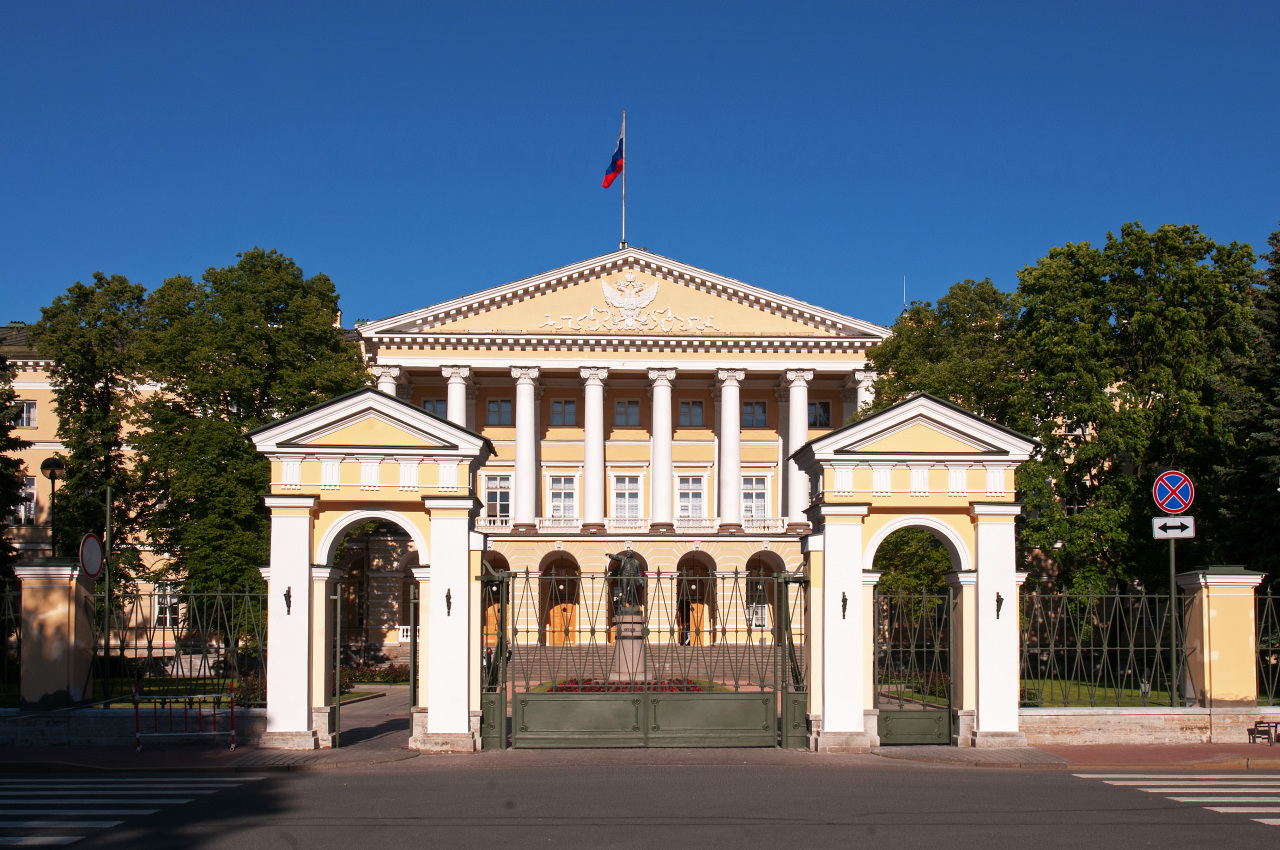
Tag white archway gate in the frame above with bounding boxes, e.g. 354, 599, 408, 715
794, 393, 1037, 751
249, 388, 493, 751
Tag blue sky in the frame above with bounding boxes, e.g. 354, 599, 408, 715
2, 1, 1276, 330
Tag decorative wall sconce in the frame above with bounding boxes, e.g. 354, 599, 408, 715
285, 587, 292, 615
842, 591, 848, 620
446, 588, 452, 616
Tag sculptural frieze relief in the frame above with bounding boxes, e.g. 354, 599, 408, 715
538, 270, 721, 334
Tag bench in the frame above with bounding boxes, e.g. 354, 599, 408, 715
1248, 721, 1278, 745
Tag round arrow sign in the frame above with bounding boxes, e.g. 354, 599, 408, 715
1153, 469, 1195, 515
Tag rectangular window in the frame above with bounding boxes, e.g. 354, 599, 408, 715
614, 476, 641, 518
741, 401, 767, 428
421, 399, 447, 417
14, 400, 35, 429
486, 475, 511, 518
14, 476, 36, 526
614, 400, 640, 427
808, 401, 831, 428
678, 400, 704, 427
551, 399, 577, 426
154, 582, 181, 630
486, 399, 512, 426
742, 477, 768, 518
678, 477, 703, 519
550, 477, 577, 518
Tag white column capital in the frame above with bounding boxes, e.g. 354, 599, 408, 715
647, 368, 676, 387
372, 365, 402, 395
441, 365, 472, 382
784, 369, 814, 387
716, 369, 745, 388
580, 366, 610, 385
856, 370, 877, 390
511, 366, 541, 384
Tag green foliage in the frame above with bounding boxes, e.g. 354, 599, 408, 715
868, 278, 1024, 426
29, 273, 146, 576
131, 248, 368, 589
1219, 223, 1280, 582
1016, 223, 1256, 588
0, 358, 32, 580
872, 528, 952, 594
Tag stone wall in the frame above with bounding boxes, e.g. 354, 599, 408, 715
1019, 706, 1280, 745
0, 708, 267, 747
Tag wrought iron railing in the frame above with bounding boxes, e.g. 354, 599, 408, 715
1020, 592, 1196, 707
874, 589, 951, 711
1, 582, 18, 707
1259, 586, 1280, 707
91, 585, 267, 707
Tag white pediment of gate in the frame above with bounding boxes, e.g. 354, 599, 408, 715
796, 393, 1037, 467
249, 387, 493, 463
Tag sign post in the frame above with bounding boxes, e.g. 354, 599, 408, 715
1152, 469, 1194, 707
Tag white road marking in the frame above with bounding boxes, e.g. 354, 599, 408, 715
0, 839, 83, 846
1207, 807, 1280, 814
0, 811, 159, 817
0, 800, 192, 806
1169, 796, 1280, 802
1077, 773, 1280, 828
0, 823, 119, 829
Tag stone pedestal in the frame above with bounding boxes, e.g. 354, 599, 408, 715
610, 612, 647, 682
15, 558, 96, 710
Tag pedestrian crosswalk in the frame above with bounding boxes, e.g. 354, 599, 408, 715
1075, 773, 1280, 827
0, 775, 261, 846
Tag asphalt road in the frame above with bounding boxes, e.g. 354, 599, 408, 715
11, 753, 1280, 849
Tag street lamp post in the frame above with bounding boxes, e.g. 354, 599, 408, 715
39, 457, 65, 558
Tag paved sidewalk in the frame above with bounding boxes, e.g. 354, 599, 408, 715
873, 742, 1280, 770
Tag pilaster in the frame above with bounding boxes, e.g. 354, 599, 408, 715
1176, 566, 1266, 708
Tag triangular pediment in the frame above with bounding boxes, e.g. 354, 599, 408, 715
798, 394, 1037, 464
360, 250, 889, 341
249, 388, 494, 461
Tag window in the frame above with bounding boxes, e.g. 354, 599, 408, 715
550, 477, 577, 518
486, 476, 511, 518
614, 476, 641, 518
551, 399, 577, 426
808, 401, 831, 428
421, 399, 447, 417
14, 477, 36, 526
741, 400, 767, 428
678, 400, 704, 427
614, 400, 640, 427
678, 477, 703, 518
154, 582, 181, 630
742, 477, 768, 518
14, 400, 35, 429
486, 399, 512, 425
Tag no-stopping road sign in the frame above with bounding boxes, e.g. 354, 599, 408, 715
1153, 469, 1194, 515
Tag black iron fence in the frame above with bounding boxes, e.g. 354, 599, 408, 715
91, 585, 267, 707
1, 582, 17, 708
1260, 587, 1280, 707
1019, 592, 1196, 708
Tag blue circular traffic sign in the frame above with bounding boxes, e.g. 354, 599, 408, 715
1153, 470, 1194, 514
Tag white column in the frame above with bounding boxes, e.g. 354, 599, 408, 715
648, 369, 676, 532
971, 502, 1026, 746
855, 370, 877, 411
785, 370, 813, 532
511, 366, 540, 531
372, 365, 401, 395
424, 504, 472, 739
262, 495, 317, 749
441, 366, 471, 426
580, 367, 609, 533
716, 369, 744, 533
815, 504, 874, 752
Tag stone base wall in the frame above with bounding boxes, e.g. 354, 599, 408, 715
0, 708, 267, 747
1020, 707, 1280, 745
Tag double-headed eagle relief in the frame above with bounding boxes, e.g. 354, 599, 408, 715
539, 269, 721, 333
601, 271, 659, 330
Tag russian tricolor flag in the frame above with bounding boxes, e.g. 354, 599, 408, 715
602, 122, 624, 188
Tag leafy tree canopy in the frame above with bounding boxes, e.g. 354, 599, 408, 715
132, 248, 368, 589
0, 357, 32, 580
872, 528, 953, 595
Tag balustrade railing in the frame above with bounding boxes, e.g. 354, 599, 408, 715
743, 517, 786, 533
674, 517, 720, 533
536, 517, 582, 532
606, 517, 648, 533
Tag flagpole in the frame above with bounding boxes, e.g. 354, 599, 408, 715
620, 109, 627, 249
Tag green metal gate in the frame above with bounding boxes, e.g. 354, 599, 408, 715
479, 565, 808, 749
874, 588, 953, 745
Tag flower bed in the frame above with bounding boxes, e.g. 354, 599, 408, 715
546, 678, 704, 693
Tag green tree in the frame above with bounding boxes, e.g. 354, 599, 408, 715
132, 248, 368, 589
1219, 223, 1280, 582
1016, 223, 1257, 589
29, 273, 146, 572
0, 357, 33, 580
867, 278, 1024, 426
872, 528, 953, 594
